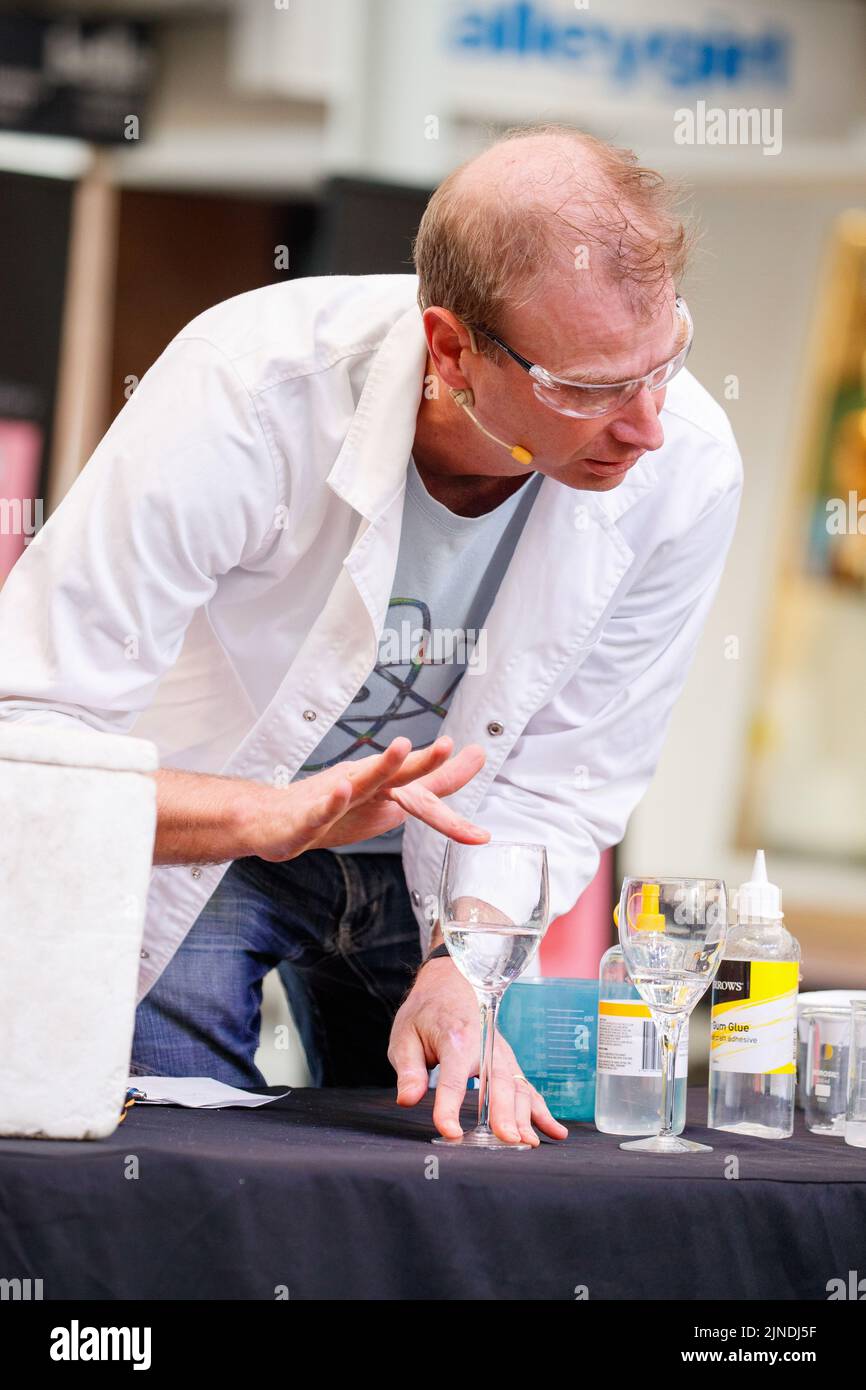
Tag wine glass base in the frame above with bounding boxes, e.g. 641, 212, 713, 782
432, 1128, 532, 1151
620, 1134, 713, 1154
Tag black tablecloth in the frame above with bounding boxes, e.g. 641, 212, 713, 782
0, 1087, 864, 1300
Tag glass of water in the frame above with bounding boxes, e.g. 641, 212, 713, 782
433, 840, 548, 1150
845, 1001, 866, 1148
618, 876, 728, 1154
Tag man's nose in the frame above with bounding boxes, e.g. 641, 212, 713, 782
608, 385, 665, 453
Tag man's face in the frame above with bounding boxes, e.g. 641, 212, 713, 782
472, 275, 678, 491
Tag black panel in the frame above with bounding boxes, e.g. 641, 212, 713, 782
0, 169, 73, 498
311, 176, 432, 277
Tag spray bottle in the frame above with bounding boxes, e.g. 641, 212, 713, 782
708, 850, 800, 1138
595, 884, 688, 1135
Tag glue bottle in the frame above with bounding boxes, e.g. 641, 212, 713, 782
708, 850, 800, 1138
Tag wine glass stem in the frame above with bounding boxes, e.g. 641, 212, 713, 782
476, 992, 499, 1131
655, 1013, 684, 1137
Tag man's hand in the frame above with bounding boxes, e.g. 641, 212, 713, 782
388, 957, 569, 1146
251, 735, 490, 861
153, 735, 489, 865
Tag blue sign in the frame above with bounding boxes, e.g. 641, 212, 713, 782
449, 1, 790, 89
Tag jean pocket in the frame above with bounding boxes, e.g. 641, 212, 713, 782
340, 855, 418, 953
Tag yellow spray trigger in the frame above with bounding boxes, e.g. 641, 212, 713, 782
615, 883, 665, 932
633, 883, 665, 931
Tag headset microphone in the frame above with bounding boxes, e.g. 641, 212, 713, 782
449, 386, 534, 467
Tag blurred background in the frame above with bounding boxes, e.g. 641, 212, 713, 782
0, 0, 864, 1083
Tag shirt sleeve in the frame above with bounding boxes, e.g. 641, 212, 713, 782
0, 334, 283, 734
476, 440, 744, 923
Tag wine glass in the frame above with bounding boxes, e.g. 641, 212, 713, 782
432, 840, 549, 1150
618, 876, 727, 1154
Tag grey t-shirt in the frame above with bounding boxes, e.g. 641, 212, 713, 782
298, 456, 543, 853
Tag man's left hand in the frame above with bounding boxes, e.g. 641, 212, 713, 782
388, 957, 569, 1146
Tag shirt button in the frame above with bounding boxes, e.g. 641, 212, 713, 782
487, 720, 504, 736
140, 948, 149, 960
191, 866, 202, 879
303, 709, 318, 721
410, 889, 421, 906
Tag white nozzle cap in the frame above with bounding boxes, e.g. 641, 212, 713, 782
736, 849, 783, 922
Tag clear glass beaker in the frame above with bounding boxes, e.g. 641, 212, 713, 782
803, 1005, 850, 1135
845, 1001, 866, 1148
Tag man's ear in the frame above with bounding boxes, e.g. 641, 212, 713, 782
422, 306, 476, 393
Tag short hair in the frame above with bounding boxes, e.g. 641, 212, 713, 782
413, 123, 693, 358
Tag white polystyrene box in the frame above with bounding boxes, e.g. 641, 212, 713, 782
0, 723, 158, 1139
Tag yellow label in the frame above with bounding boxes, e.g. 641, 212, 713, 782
712, 961, 799, 1015
710, 960, 798, 1075
598, 999, 651, 1019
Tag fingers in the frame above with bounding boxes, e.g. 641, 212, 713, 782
513, 1075, 538, 1147
344, 737, 482, 802
491, 1071, 568, 1145
390, 1001, 568, 1146
451, 894, 512, 926
486, 1062, 537, 1145
389, 741, 490, 841
434, 1052, 568, 1146
335, 739, 488, 844
340, 736, 414, 800
486, 1036, 567, 1145
431, 1047, 474, 1140
389, 1025, 431, 1109
391, 781, 491, 843
413, 743, 487, 798
339, 735, 450, 807
381, 735, 455, 789
529, 1089, 569, 1142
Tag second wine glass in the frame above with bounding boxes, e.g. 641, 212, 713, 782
618, 877, 728, 1154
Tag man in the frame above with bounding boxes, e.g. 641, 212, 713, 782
0, 125, 742, 1146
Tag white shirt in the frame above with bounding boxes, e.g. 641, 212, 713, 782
0, 274, 743, 1000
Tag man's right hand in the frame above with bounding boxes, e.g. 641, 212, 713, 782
153, 735, 489, 865
251, 735, 489, 860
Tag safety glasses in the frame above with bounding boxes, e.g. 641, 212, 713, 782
468, 296, 693, 419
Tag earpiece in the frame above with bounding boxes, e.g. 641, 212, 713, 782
448, 386, 534, 467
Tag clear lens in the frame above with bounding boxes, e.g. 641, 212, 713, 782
529, 297, 693, 419
531, 342, 690, 419
531, 376, 639, 419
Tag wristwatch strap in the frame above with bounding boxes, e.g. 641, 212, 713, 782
422, 942, 450, 964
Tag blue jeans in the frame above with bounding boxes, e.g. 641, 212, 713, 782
131, 850, 421, 1088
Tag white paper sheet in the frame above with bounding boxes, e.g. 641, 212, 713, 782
128, 1076, 289, 1109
